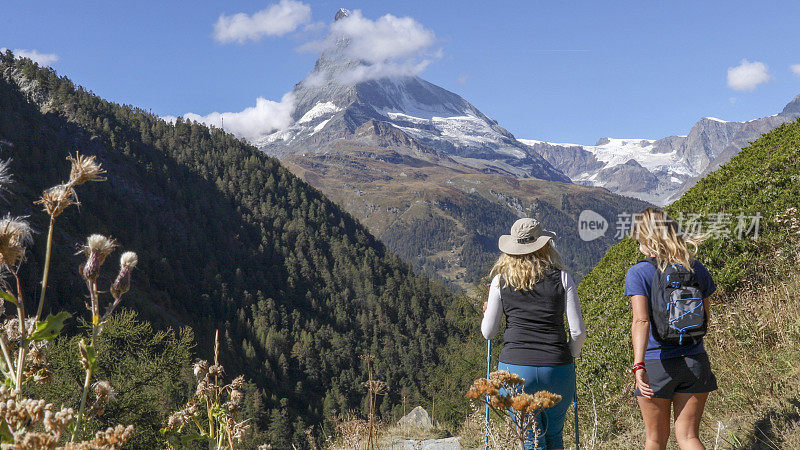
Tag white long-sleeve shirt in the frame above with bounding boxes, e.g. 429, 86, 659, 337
481, 271, 587, 358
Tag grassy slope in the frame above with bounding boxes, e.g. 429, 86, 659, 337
572, 119, 800, 448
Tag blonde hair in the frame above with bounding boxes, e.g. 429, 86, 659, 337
489, 242, 564, 291
631, 208, 705, 271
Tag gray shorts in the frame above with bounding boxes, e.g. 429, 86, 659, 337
634, 353, 717, 399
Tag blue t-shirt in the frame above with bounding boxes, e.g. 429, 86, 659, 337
624, 260, 716, 360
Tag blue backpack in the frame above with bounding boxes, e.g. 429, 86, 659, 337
642, 257, 707, 346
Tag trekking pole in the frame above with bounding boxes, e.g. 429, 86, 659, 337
573, 359, 580, 450
485, 338, 491, 450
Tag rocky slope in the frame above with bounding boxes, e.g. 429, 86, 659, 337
522, 94, 800, 205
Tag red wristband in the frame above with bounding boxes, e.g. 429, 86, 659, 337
632, 365, 646, 374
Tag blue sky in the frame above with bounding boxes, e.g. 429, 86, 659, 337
3, 0, 800, 144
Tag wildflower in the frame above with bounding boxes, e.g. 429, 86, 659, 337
465, 387, 481, 399
87, 424, 134, 447
230, 389, 244, 404
166, 403, 198, 429
471, 378, 499, 396
511, 393, 535, 412
532, 391, 561, 410
195, 379, 213, 399
2, 317, 36, 343
36, 184, 78, 218
230, 420, 250, 443
490, 369, 525, 386
110, 251, 137, 299
208, 364, 224, 378
490, 395, 512, 409
0, 214, 32, 270
93, 380, 116, 403
185, 401, 198, 416
80, 234, 117, 281
166, 410, 188, 429
230, 374, 246, 390
27, 341, 48, 365
193, 360, 209, 379
67, 153, 106, 186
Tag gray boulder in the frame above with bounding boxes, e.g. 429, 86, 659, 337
398, 406, 435, 429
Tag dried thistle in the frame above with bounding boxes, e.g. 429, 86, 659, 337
92, 380, 116, 404
80, 234, 117, 281
110, 251, 137, 299
230, 374, 245, 390
193, 360, 209, 379
0, 214, 33, 270
67, 153, 106, 186
208, 364, 224, 378
36, 183, 78, 218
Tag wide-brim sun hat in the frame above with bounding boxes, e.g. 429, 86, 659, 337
498, 218, 556, 255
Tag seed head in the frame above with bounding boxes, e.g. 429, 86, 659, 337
92, 380, 116, 403
193, 360, 209, 379
0, 215, 32, 270
80, 234, 117, 281
208, 364, 224, 378
110, 251, 137, 298
36, 184, 78, 218
67, 153, 106, 186
230, 375, 245, 390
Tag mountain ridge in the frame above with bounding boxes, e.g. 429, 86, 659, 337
523, 95, 800, 205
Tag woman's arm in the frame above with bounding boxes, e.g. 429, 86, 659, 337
630, 294, 654, 398
481, 275, 502, 339
562, 271, 587, 358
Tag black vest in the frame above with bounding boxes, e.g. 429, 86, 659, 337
499, 268, 572, 366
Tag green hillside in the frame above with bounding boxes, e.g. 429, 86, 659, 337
282, 144, 651, 291
0, 53, 471, 447
575, 119, 800, 447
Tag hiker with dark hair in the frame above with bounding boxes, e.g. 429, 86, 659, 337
627, 208, 717, 450
481, 218, 586, 450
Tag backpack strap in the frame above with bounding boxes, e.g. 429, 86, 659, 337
638, 256, 658, 269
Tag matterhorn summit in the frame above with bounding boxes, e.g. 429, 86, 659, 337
256, 9, 569, 182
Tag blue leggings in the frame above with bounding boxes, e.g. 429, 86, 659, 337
498, 361, 575, 450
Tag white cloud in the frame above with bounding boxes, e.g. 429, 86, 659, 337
302, 9, 439, 83
182, 8, 439, 142
791, 64, 800, 76
727, 59, 770, 91
456, 74, 469, 85
329, 10, 435, 64
213, 0, 311, 44
1, 48, 59, 66
335, 60, 432, 85
176, 93, 296, 142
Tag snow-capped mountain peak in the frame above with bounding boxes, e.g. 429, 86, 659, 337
256, 12, 569, 182
524, 94, 800, 205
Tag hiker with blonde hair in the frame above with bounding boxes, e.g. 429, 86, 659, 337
481, 218, 586, 450
626, 208, 717, 450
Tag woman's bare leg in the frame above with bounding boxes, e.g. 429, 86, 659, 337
673, 392, 708, 450
638, 397, 671, 450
